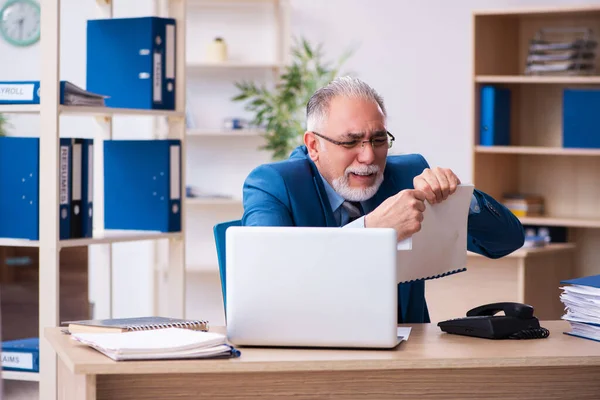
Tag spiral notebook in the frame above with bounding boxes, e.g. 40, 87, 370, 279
396, 184, 474, 284
63, 316, 209, 334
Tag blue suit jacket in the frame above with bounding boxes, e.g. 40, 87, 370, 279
241, 146, 525, 323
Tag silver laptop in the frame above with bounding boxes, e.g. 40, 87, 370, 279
225, 226, 401, 349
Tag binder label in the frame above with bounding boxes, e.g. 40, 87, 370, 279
88, 143, 93, 201
153, 52, 162, 103
170, 145, 180, 200
60, 145, 69, 205
72, 143, 82, 201
166, 24, 175, 79
2, 352, 33, 370
0, 84, 35, 101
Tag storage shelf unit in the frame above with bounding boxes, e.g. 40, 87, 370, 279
0, 0, 188, 398
0, 231, 183, 249
475, 75, 600, 84
472, 5, 600, 283
0, 104, 185, 117
2, 371, 40, 382
475, 145, 600, 156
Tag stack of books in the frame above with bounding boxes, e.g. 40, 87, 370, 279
525, 28, 597, 75
502, 193, 545, 217
560, 275, 600, 342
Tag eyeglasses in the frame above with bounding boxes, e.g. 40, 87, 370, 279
312, 131, 395, 150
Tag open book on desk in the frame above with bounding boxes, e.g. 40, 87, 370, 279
70, 328, 240, 361
396, 184, 474, 284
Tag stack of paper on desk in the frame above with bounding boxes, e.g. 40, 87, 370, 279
560, 275, 600, 342
396, 184, 474, 283
70, 328, 240, 361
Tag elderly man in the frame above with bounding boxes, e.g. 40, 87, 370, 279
241, 76, 524, 323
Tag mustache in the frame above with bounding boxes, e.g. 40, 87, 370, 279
345, 165, 381, 176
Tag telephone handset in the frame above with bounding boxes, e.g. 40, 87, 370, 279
437, 302, 550, 339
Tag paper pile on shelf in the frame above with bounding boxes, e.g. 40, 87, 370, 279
525, 28, 597, 75
560, 275, 600, 342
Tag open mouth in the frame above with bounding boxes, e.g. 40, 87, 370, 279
350, 172, 375, 179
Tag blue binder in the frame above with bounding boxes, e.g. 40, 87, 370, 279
0, 137, 75, 240
81, 139, 94, 238
86, 17, 176, 110
104, 140, 181, 232
479, 85, 511, 146
1, 338, 39, 373
563, 89, 600, 149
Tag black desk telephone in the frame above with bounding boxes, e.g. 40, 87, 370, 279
437, 302, 550, 339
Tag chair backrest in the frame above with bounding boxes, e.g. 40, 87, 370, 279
213, 219, 242, 318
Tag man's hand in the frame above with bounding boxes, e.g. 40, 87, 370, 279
413, 167, 461, 205
365, 189, 426, 241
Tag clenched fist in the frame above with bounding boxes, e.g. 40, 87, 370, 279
365, 189, 426, 241
413, 167, 461, 205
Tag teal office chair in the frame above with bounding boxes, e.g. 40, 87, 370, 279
213, 219, 241, 320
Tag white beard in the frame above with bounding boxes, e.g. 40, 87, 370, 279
332, 164, 384, 202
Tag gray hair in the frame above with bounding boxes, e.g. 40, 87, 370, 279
306, 76, 387, 132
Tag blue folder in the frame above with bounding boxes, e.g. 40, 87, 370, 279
81, 139, 94, 238
0, 137, 76, 240
104, 140, 181, 232
479, 85, 511, 146
561, 274, 600, 288
86, 17, 176, 110
563, 89, 600, 149
2, 338, 39, 373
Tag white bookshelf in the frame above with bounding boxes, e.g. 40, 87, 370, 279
2, 371, 40, 382
0, 230, 182, 249
0, 104, 185, 117
0, 1, 188, 399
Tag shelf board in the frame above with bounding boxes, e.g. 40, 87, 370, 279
475, 75, 600, 84
475, 146, 600, 156
468, 243, 576, 259
187, 61, 282, 70
0, 104, 184, 117
519, 216, 600, 229
0, 230, 182, 249
186, 197, 242, 206
473, 5, 600, 17
2, 371, 40, 382
187, 129, 264, 137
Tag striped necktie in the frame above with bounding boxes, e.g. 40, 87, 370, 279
341, 201, 364, 224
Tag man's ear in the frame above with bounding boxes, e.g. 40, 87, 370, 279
304, 131, 320, 162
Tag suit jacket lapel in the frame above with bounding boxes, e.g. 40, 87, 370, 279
307, 158, 337, 227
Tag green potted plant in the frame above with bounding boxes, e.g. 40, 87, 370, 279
232, 37, 354, 160
0, 114, 8, 137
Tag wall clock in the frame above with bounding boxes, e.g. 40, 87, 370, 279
0, 0, 40, 47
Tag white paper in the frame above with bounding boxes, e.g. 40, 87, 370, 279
396, 184, 474, 283
397, 327, 411, 341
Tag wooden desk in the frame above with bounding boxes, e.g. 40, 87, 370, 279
46, 321, 600, 400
